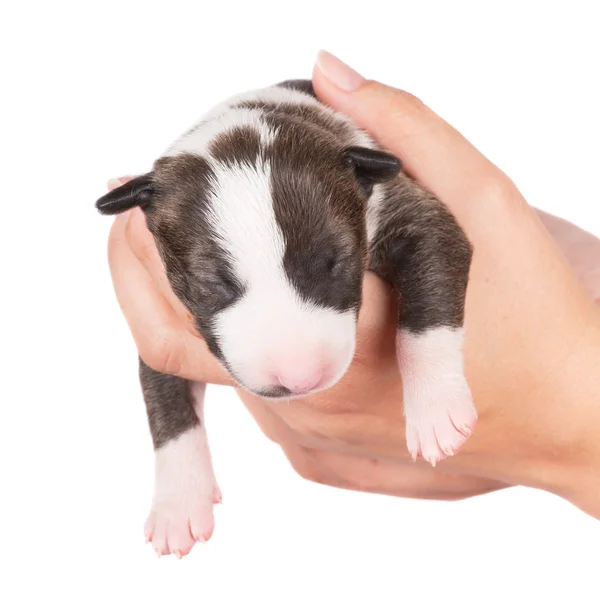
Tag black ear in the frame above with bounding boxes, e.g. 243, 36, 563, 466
344, 147, 402, 195
95, 173, 155, 215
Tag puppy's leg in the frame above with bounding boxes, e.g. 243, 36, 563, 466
368, 177, 477, 466
140, 359, 220, 558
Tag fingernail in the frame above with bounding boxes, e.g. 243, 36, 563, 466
107, 175, 135, 191
316, 50, 366, 92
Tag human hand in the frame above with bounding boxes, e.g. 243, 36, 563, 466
105, 51, 600, 515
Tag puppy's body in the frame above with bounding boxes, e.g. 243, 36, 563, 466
97, 80, 475, 557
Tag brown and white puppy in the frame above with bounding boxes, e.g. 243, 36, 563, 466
96, 79, 476, 558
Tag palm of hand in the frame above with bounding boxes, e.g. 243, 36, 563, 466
236, 210, 600, 500
538, 211, 600, 304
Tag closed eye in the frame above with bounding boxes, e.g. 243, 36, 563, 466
317, 250, 355, 280
209, 267, 244, 305
212, 279, 237, 303
330, 258, 348, 278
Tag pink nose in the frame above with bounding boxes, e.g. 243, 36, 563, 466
276, 370, 323, 394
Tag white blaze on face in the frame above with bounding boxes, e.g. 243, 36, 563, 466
207, 157, 356, 395
161, 93, 362, 396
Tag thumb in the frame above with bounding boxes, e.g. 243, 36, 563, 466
312, 51, 522, 224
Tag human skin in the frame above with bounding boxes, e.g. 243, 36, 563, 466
106, 51, 600, 518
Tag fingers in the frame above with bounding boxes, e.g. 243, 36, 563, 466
536, 209, 600, 304
238, 393, 291, 444
238, 394, 355, 488
310, 448, 511, 499
107, 195, 231, 385
109, 177, 200, 334
279, 442, 349, 488
312, 52, 598, 319
107, 176, 135, 191
125, 207, 199, 334
281, 443, 509, 500
312, 51, 526, 229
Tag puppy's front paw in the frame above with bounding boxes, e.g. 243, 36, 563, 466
144, 494, 218, 558
405, 380, 477, 466
397, 327, 477, 467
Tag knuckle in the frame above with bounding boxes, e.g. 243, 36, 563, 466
139, 330, 183, 377
284, 447, 325, 485
478, 171, 526, 213
107, 218, 125, 266
260, 428, 280, 444
125, 220, 155, 266
389, 90, 428, 126
366, 81, 424, 113
363, 82, 428, 134
135, 240, 156, 266
294, 464, 325, 485
395, 89, 425, 112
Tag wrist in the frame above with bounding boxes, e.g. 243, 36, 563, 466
481, 325, 600, 518
548, 329, 600, 518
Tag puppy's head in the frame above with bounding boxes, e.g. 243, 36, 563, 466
97, 126, 399, 398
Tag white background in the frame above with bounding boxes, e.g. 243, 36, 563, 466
2, 1, 599, 598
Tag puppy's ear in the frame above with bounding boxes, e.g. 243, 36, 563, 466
95, 173, 155, 215
344, 147, 401, 195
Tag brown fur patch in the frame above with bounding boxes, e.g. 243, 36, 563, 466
139, 358, 199, 449
107, 80, 473, 453
369, 174, 473, 331
148, 154, 244, 361
264, 111, 367, 312
239, 99, 355, 142
209, 126, 262, 167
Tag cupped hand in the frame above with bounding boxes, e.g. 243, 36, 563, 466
105, 51, 600, 515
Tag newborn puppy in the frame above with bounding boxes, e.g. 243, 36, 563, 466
96, 80, 476, 557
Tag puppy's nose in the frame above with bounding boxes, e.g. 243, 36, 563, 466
276, 370, 323, 394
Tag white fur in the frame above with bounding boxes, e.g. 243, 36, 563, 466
161, 84, 376, 393
145, 382, 220, 557
164, 84, 375, 159
206, 154, 284, 280
162, 86, 317, 158
397, 326, 477, 466
228, 85, 376, 149
164, 107, 275, 158
207, 158, 356, 393
226, 85, 323, 110
229, 85, 376, 148
366, 184, 386, 246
